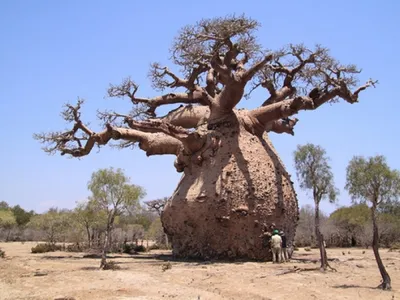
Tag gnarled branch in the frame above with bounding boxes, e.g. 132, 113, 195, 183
108, 78, 208, 116
251, 79, 376, 126
33, 100, 184, 158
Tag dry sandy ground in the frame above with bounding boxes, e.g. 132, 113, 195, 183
0, 242, 399, 300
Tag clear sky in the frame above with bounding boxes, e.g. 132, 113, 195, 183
0, 0, 398, 214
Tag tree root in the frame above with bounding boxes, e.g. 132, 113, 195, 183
325, 262, 337, 272
277, 263, 337, 276
377, 282, 391, 290
276, 267, 320, 275
290, 257, 339, 263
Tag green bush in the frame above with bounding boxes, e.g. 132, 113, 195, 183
66, 243, 83, 252
31, 243, 62, 253
122, 243, 147, 254
134, 245, 146, 252
304, 247, 312, 252
0, 248, 5, 258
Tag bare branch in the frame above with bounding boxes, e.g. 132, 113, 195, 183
241, 54, 273, 82
33, 100, 184, 158
251, 78, 376, 126
145, 197, 168, 216
108, 77, 208, 116
149, 63, 208, 91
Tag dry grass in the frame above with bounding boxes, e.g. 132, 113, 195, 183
0, 242, 399, 300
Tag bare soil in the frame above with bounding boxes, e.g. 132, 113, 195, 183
0, 242, 399, 300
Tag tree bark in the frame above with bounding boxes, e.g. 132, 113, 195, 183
85, 224, 91, 248
371, 203, 391, 290
100, 212, 117, 269
161, 110, 299, 260
100, 225, 109, 269
314, 198, 328, 271
164, 233, 169, 248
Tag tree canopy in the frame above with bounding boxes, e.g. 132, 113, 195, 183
345, 155, 400, 205
294, 143, 338, 204
34, 15, 376, 173
88, 168, 145, 214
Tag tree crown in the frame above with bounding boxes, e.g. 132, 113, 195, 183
88, 168, 145, 214
34, 15, 376, 173
345, 155, 400, 205
294, 143, 338, 203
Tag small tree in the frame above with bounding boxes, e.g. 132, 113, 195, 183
345, 155, 400, 290
0, 210, 17, 241
74, 200, 107, 248
294, 143, 338, 271
145, 197, 169, 247
11, 205, 34, 228
29, 208, 70, 244
87, 167, 145, 269
329, 204, 371, 247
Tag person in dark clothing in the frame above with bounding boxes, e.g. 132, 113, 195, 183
280, 231, 288, 262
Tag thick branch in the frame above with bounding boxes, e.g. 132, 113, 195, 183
266, 118, 299, 135
124, 119, 191, 141
241, 54, 273, 83
262, 86, 296, 106
158, 105, 210, 128
35, 125, 182, 158
34, 100, 186, 159
206, 68, 217, 97
251, 96, 315, 125
251, 79, 375, 126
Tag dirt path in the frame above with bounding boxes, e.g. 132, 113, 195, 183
0, 242, 399, 299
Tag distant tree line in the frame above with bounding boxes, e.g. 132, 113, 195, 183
0, 169, 170, 262
295, 202, 400, 248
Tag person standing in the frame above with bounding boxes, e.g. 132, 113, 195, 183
270, 229, 282, 263
280, 231, 288, 262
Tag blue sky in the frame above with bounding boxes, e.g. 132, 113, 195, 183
0, 0, 398, 214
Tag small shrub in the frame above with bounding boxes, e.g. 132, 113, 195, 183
102, 261, 121, 270
31, 243, 62, 253
148, 244, 171, 250
304, 247, 312, 252
161, 261, 172, 272
66, 243, 83, 252
294, 247, 299, 251
122, 243, 135, 254
0, 248, 5, 258
133, 245, 146, 252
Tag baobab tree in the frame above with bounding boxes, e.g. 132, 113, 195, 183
34, 15, 376, 260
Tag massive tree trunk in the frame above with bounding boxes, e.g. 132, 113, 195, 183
162, 110, 299, 260
371, 203, 391, 290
